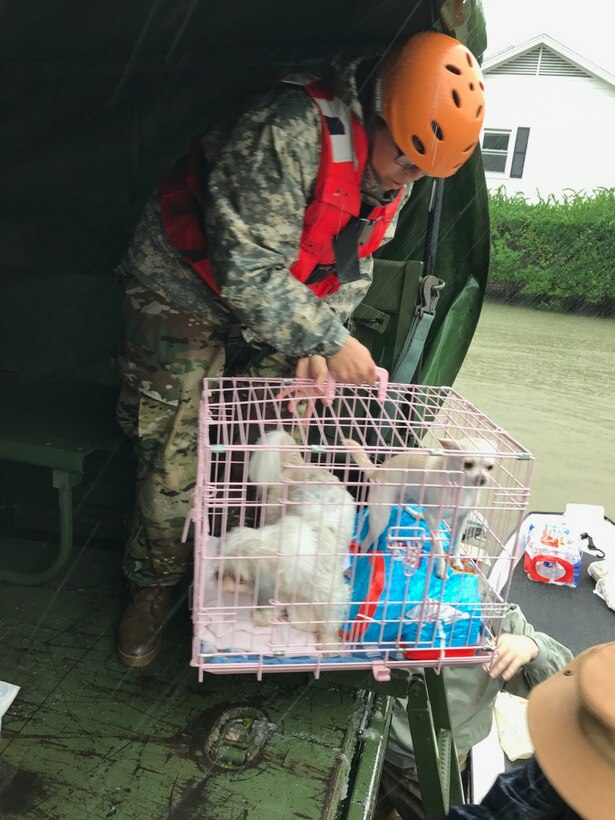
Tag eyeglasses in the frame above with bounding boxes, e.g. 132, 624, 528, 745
394, 147, 418, 173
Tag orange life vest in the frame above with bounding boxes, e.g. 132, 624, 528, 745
159, 82, 403, 299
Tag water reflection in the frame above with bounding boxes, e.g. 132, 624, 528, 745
455, 302, 615, 516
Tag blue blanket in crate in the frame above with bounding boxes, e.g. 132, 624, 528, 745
203, 505, 484, 668
341, 506, 483, 650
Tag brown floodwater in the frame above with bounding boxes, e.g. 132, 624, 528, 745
454, 301, 615, 517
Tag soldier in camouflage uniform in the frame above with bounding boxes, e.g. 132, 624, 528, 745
115, 32, 485, 667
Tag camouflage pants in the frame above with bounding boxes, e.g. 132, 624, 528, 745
116, 278, 296, 587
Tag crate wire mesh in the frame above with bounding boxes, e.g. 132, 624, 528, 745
188, 374, 534, 680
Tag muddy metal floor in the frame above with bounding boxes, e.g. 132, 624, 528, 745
0, 538, 384, 820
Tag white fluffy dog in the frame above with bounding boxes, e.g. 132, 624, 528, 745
219, 516, 349, 647
218, 429, 355, 649
248, 429, 356, 550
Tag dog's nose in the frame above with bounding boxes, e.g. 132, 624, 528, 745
478, 476, 486, 486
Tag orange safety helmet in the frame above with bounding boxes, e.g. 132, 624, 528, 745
379, 31, 485, 178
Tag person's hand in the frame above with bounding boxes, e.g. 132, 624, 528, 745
292, 355, 332, 407
327, 336, 377, 386
295, 355, 329, 390
482, 633, 540, 681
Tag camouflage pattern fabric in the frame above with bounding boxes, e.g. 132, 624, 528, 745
116, 58, 413, 587
116, 278, 296, 586
118, 60, 412, 359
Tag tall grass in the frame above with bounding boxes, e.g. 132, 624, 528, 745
487, 187, 615, 315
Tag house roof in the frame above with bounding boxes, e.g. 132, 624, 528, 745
483, 34, 615, 89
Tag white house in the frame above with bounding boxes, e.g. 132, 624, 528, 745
480, 34, 615, 201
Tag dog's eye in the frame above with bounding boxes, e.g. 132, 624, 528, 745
486, 463, 494, 471
463, 460, 475, 470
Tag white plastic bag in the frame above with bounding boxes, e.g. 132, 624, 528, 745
0, 680, 20, 734
588, 559, 615, 612
493, 690, 534, 762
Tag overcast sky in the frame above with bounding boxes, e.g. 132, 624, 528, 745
481, 0, 615, 74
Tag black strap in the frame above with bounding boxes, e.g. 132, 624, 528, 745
332, 217, 364, 284
306, 219, 376, 285
305, 263, 336, 285
223, 322, 275, 376
422, 177, 445, 279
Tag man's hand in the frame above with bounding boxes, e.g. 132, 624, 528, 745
280, 340, 377, 419
483, 633, 540, 681
327, 336, 377, 386
293, 355, 332, 407
295, 354, 329, 388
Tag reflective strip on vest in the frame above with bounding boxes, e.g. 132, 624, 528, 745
310, 95, 355, 165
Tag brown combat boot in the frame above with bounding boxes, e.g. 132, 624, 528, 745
117, 584, 173, 667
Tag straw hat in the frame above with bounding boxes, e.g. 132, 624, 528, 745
527, 642, 615, 820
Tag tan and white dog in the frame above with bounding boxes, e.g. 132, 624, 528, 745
345, 437, 497, 578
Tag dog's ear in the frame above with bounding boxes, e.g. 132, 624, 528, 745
438, 437, 459, 452
439, 436, 498, 455
467, 438, 498, 455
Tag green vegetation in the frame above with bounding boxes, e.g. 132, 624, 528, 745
486, 187, 615, 315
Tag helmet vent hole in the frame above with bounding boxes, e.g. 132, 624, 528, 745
431, 121, 444, 141
446, 64, 462, 75
476, 105, 483, 118
480, 81, 485, 90
412, 135, 426, 155
452, 90, 461, 108
466, 53, 473, 67
469, 82, 474, 91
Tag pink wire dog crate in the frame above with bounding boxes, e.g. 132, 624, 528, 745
187, 370, 533, 681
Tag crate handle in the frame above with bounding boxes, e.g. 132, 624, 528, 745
324, 366, 389, 402
278, 368, 389, 425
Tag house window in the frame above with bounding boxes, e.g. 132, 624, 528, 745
482, 130, 510, 173
482, 127, 531, 178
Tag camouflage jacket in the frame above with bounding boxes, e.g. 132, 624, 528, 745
119, 59, 413, 359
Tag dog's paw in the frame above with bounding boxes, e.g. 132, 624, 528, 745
451, 557, 465, 572
252, 607, 284, 627
220, 575, 242, 593
252, 609, 272, 627
316, 629, 343, 657
435, 556, 448, 579
291, 620, 319, 634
